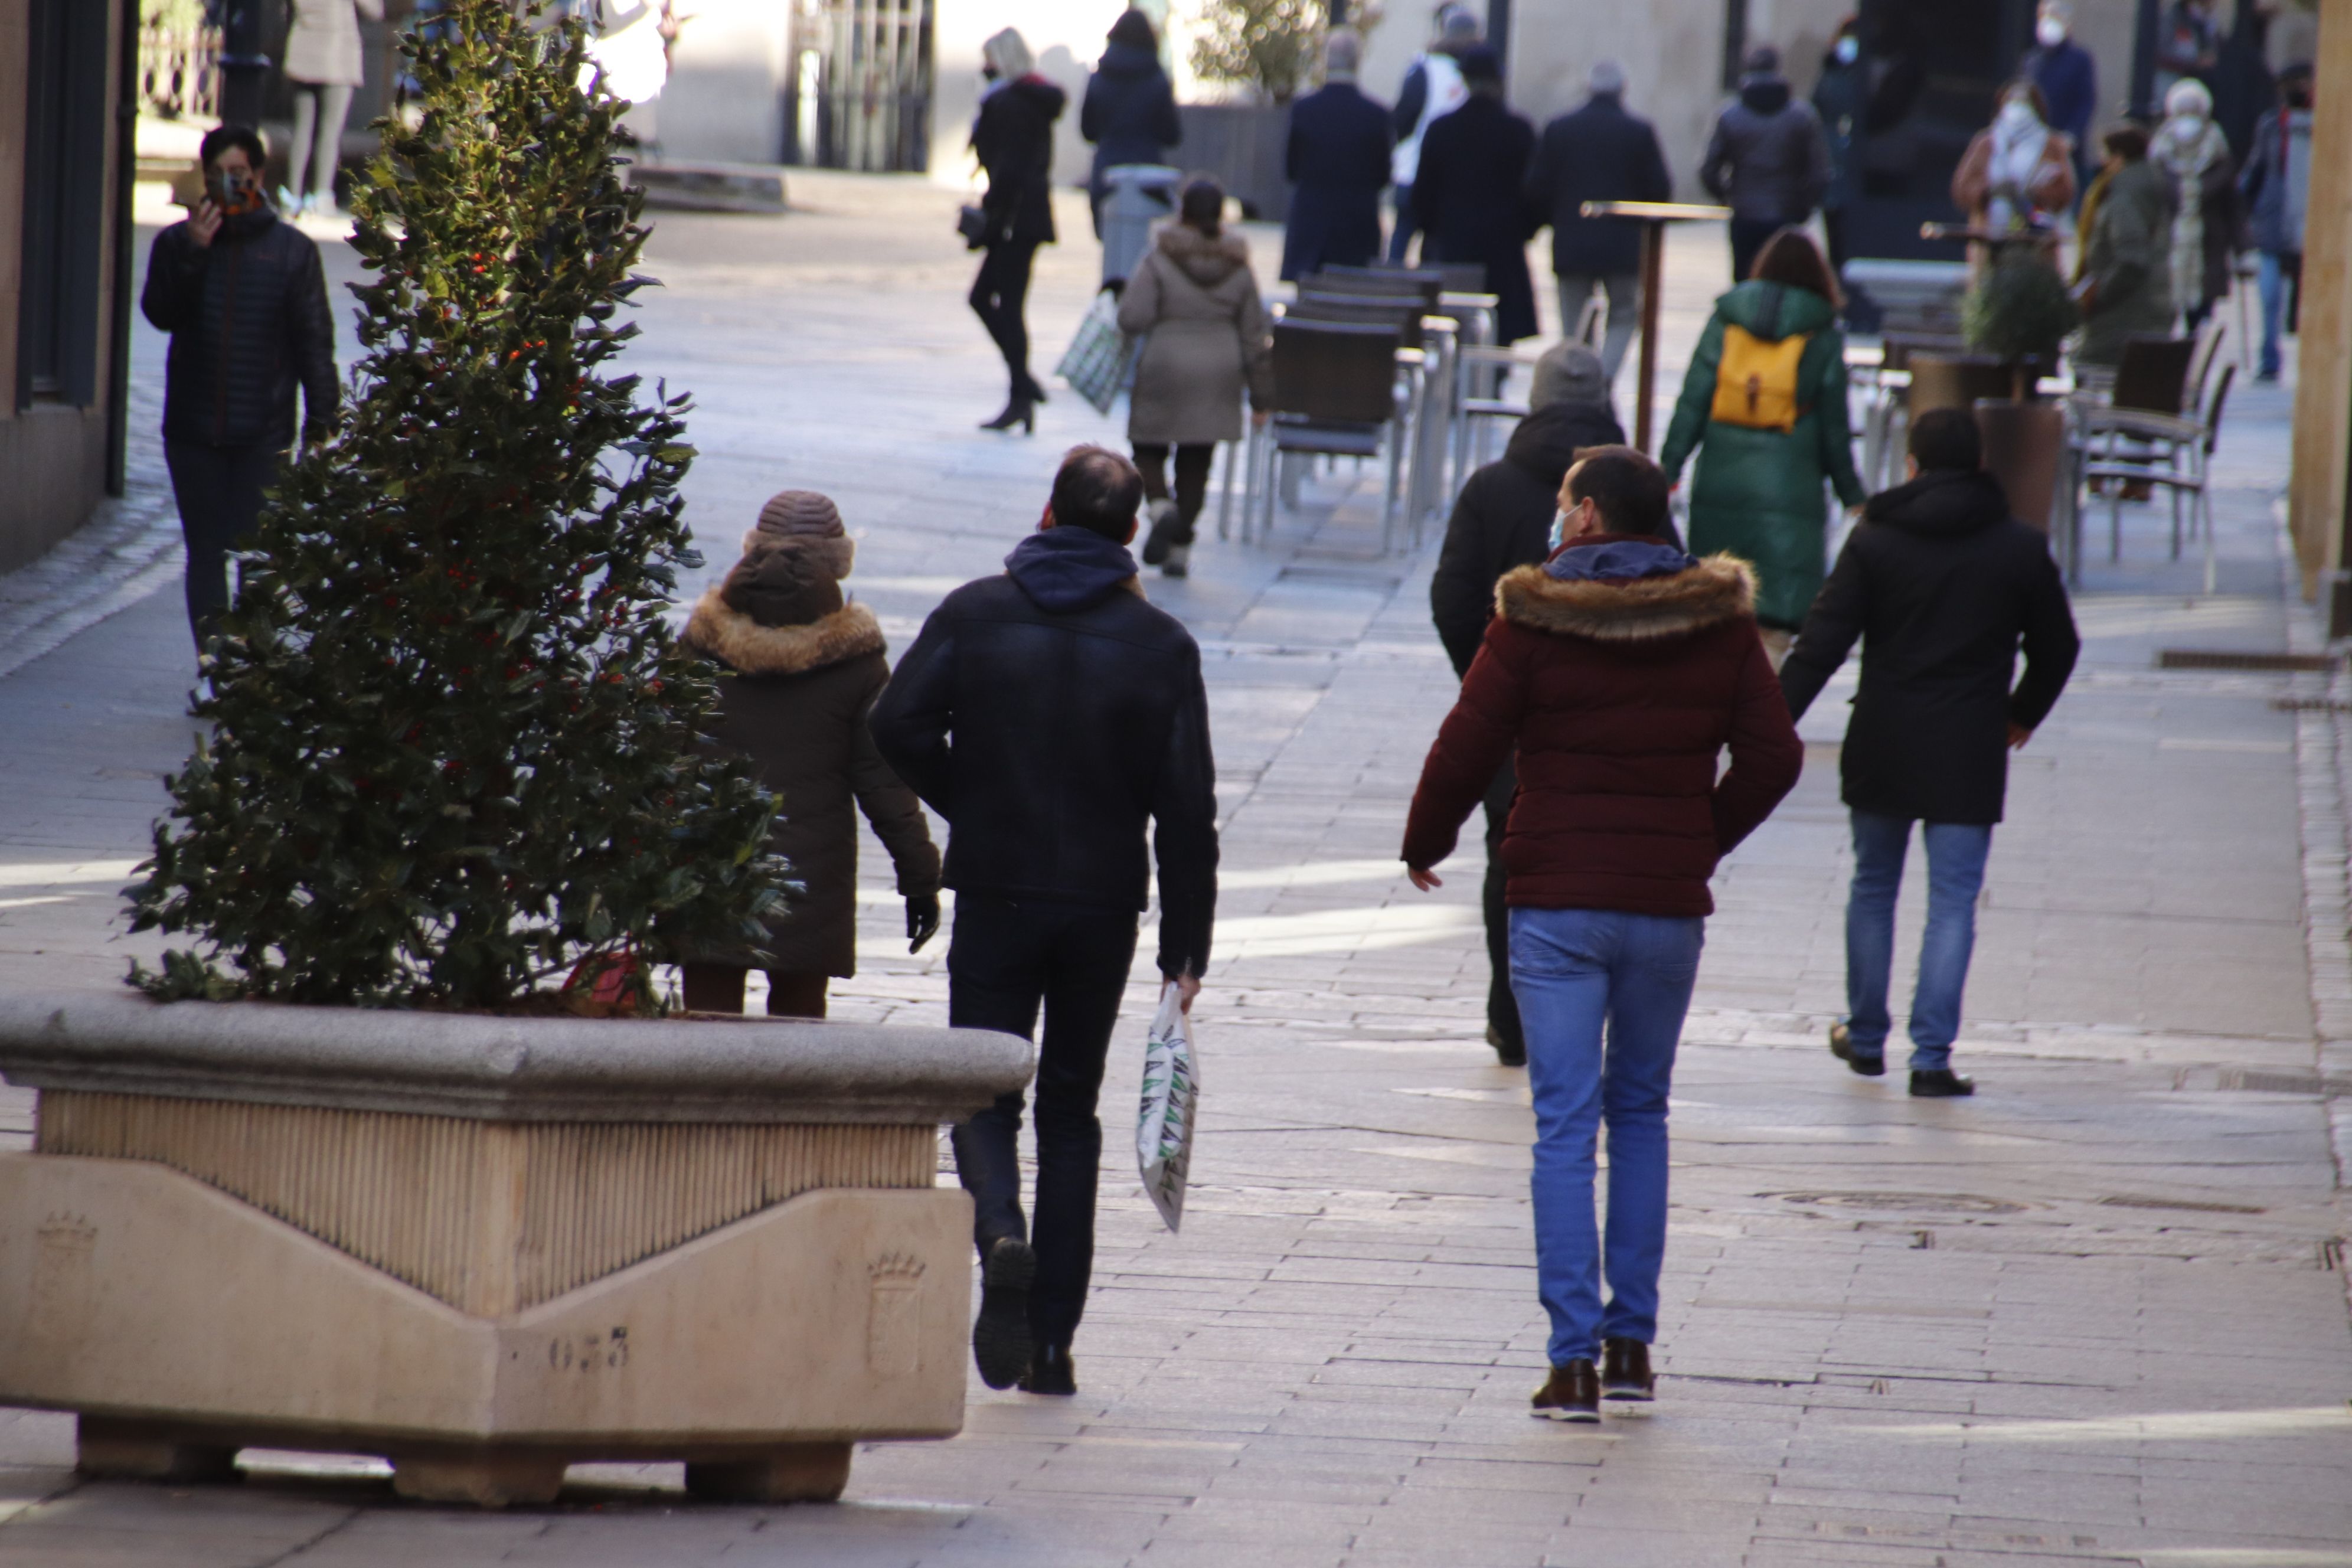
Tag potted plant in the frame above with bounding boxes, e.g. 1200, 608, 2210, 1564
1961, 247, 2080, 532
0, 0, 1025, 1508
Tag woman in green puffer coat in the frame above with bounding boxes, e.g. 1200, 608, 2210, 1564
1660, 229, 1867, 651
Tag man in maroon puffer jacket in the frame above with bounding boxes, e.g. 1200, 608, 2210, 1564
1401, 445, 1802, 1423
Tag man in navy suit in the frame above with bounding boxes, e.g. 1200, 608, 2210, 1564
1280, 30, 1393, 282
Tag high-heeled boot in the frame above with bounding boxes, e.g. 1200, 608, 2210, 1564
979, 393, 1035, 435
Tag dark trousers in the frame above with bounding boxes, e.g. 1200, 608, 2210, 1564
164, 440, 283, 649
1822, 207, 1851, 276
1133, 442, 1216, 543
679, 963, 828, 1018
1728, 215, 1783, 284
1387, 184, 1417, 262
948, 892, 1139, 1348
969, 239, 1041, 395
1482, 757, 1523, 1046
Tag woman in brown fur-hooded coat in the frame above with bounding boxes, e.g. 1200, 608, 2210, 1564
679, 536, 941, 1014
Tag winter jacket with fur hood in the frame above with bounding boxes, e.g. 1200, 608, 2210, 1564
1779, 468, 2079, 825
682, 545, 940, 976
1118, 223, 1273, 445
1402, 534, 1803, 916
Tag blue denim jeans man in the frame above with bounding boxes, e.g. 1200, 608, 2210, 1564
1842, 811, 1994, 1073
2256, 250, 2299, 380
1510, 906, 1705, 1368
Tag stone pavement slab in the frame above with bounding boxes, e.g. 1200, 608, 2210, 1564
0, 172, 2347, 1564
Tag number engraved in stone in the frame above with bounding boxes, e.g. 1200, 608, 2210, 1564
545, 1327, 630, 1373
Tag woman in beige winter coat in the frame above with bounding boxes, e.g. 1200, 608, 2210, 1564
1116, 177, 1273, 578
282, 0, 384, 215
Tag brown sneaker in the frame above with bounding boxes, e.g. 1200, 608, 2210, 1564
1530, 1359, 1600, 1423
1600, 1337, 1655, 1402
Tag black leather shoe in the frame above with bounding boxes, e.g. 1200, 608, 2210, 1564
979, 396, 1035, 434
1910, 1069, 1977, 1098
1530, 1359, 1600, 1423
972, 1236, 1035, 1389
1829, 1021, 1885, 1077
1600, 1338, 1655, 1402
1018, 1343, 1077, 1396
1486, 1023, 1527, 1068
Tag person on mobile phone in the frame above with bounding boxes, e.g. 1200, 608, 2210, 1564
139, 124, 339, 653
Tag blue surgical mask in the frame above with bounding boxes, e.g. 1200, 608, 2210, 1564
1549, 508, 1572, 550
1834, 35, 1859, 64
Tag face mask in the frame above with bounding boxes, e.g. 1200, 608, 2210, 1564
1997, 99, 2037, 135
206, 165, 263, 215
1834, 35, 1859, 64
2036, 17, 2066, 47
981, 63, 999, 81
1548, 507, 1572, 551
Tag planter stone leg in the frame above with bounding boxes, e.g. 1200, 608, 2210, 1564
76, 1417, 238, 1484
684, 1442, 852, 1503
391, 1452, 569, 1508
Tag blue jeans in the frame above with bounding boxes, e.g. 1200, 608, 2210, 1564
2258, 250, 2298, 377
1509, 906, 1704, 1367
1843, 812, 1994, 1073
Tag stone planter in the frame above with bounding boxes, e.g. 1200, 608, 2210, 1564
0, 991, 1029, 1507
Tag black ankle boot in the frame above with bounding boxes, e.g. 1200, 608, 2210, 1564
1019, 1342, 1076, 1396
980, 394, 1035, 435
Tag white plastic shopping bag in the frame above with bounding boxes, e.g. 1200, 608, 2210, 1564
1135, 983, 1199, 1232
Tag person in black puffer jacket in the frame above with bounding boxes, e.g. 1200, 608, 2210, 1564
140, 124, 338, 649
1780, 410, 2079, 1099
1429, 342, 1631, 1065
870, 446, 1217, 1401
1081, 9, 1182, 236
1700, 45, 1832, 283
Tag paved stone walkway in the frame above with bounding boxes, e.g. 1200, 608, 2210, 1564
0, 172, 2347, 1565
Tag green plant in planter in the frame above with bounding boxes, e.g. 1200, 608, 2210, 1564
1963, 251, 2082, 401
1190, 0, 1324, 102
127, 0, 783, 1011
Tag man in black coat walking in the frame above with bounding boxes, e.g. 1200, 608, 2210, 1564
870, 446, 1219, 1399
1779, 411, 2079, 1099
1413, 47, 1538, 344
1429, 344, 1629, 1064
141, 123, 338, 651
1524, 61, 1670, 381
1701, 45, 1832, 283
1280, 30, 1391, 282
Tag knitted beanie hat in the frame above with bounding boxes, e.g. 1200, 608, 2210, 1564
1530, 342, 1611, 413
741, 489, 854, 579
723, 535, 845, 628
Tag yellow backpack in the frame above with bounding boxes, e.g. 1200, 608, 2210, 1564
1709, 321, 1810, 433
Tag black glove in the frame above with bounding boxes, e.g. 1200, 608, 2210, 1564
906, 891, 942, 953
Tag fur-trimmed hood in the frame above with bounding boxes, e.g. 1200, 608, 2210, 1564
682, 591, 884, 676
1154, 222, 1250, 288
1496, 551, 1757, 642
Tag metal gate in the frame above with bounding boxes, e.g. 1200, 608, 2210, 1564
785, 0, 933, 172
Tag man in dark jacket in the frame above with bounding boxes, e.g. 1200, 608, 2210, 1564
1403, 445, 1801, 1423
1280, 30, 1392, 282
1413, 47, 1538, 344
1523, 61, 1670, 380
1779, 410, 2079, 1099
141, 123, 338, 650
2241, 64, 2311, 381
1700, 45, 1832, 283
1080, 9, 1181, 237
870, 446, 1219, 1400
1430, 343, 1628, 1065
1813, 22, 1868, 273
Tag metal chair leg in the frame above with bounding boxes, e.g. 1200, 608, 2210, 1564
1217, 439, 1235, 542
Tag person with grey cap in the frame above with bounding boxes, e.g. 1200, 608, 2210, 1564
1701, 44, 1832, 284
1429, 342, 1632, 1065
1279, 28, 1393, 282
1524, 60, 1671, 382
678, 491, 942, 1019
